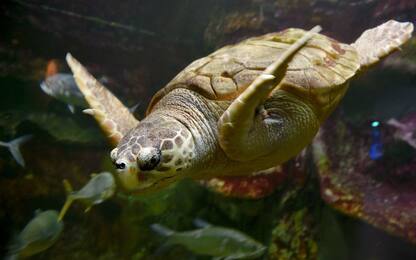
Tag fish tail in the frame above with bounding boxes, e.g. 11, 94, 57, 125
58, 179, 75, 221
4, 254, 18, 260
40, 80, 52, 95
6, 237, 22, 260
0, 135, 32, 167
63, 179, 73, 193
150, 224, 175, 237
128, 102, 140, 113
193, 218, 212, 228
67, 104, 75, 113
58, 196, 74, 222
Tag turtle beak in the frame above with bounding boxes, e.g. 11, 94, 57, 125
117, 168, 171, 194
114, 158, 175, 193
128, 166, 137, 175
117, 165, 140, 192
113, 159, 140, 191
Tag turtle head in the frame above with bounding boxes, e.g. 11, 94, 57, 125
110, 117, 196, 193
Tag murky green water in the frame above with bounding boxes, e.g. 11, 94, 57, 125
1, 0, 416, 259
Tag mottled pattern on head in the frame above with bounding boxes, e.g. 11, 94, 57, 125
112, 116, 195, 173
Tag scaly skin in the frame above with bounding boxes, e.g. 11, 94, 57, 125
112, 87, 319, 193
112, 88, 219, 192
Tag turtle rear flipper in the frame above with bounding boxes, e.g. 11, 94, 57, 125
66, 54, 139, 146
352, 20, 413, 70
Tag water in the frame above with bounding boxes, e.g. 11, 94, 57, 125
1, 0, 416, 259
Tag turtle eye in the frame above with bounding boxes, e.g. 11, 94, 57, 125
114, 159, 128, 171
137, 147, 161, 171
115, 162, 126, 170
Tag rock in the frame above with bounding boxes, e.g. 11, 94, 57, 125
313, 114, 416, 244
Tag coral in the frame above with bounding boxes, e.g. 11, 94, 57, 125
200, 149, 310, 199
269, 208, 319, 260
313, 114, 416, 244
199, 166, 287, 199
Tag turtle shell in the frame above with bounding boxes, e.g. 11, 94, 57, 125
147, 28, 360, 117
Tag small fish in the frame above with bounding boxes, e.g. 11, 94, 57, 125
150, 219, 266, 260
6, 210, 63, 260
58, 172, 116, 220
40, 73, 140, 114
369, 120, 383, 160
40, 73, 88, 113
387, 116, 416, 149
0, 135, 32, 167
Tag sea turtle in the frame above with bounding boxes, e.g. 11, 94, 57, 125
66, 20, 413, 193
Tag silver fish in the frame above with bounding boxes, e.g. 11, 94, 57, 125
151, 219, 266, 260
0, 135, 32, 167
40, 73, 140, 114
58, 172, 116, 220
40, 73, 88, 113
6, 210, 63, 259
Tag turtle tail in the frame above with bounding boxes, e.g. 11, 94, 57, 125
0, 135, 32, 168
352, 20, 413, 70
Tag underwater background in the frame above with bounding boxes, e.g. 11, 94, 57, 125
1, 0, 416, 259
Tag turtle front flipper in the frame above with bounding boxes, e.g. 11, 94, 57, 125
352, 20, 413, 70
218, 26, 321, 161
66, 53, 139, 146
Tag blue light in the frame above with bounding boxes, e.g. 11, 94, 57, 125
371, 121, 380, 128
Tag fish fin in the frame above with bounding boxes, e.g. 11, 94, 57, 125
98, 76, 109, 84
150, 223, 175, 237
39, 81, 52, 95
0, 135, 32, 167
193, 218, 212, 228
4, 254, 18, 260
58, 179, 75, 221
34, 209, 42, 216
68, 104, 76, 113
84, 206, 92, 213
58, 196, 74, 221
6, 232, 25, 258
63, 179, 73, 193
128, 102, 140, 113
